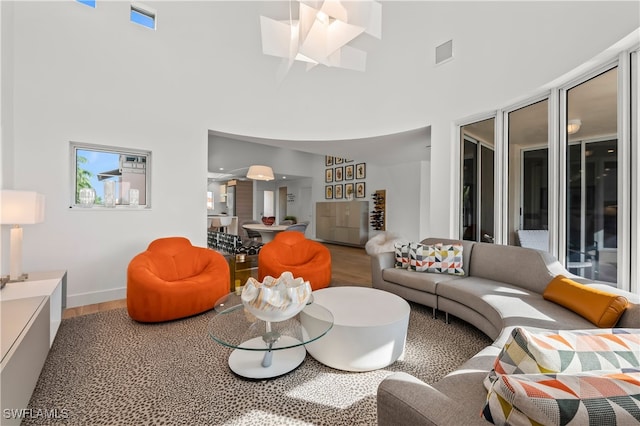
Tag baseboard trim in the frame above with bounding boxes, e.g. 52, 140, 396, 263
66, 287, 126, 308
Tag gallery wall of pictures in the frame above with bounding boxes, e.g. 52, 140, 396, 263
324, 156, 367, 200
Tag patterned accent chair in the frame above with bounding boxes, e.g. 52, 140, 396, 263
127, 237, 229, 322
258, 231, 331, 290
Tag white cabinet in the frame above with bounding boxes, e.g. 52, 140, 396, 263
1, 270, 66, 346
0, 271, 67, 424
316, 201, 369, 246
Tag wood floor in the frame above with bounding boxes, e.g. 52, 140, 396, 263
62, 243, 372, 319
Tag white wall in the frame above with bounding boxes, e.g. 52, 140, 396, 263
360, 161, 425, 242
3, 1, 638, 306
4, 2, 214, 305
275, 178, 313, 225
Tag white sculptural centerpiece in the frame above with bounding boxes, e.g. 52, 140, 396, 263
241, 272, 312, 322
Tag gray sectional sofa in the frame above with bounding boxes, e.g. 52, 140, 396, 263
370, 237, 640, 426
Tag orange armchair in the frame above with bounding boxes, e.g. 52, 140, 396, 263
127, 237, 230, 322
258, 231, 331, 290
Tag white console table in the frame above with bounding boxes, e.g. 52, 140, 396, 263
0, 270, 67, 425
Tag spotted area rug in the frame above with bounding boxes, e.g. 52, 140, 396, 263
26, 303, 491, 425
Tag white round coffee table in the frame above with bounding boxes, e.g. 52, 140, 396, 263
301, 286, 410, 372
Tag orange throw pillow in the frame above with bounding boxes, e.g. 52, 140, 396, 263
543, 275, 628, 328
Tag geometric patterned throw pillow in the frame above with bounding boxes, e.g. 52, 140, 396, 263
484, 327, 640, 391
394, 242, 410, 269
409, 243, 434, 272
426, 243, 464, 276
482, 370, 640, 425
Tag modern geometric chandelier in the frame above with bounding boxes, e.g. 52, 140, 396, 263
260, 0, 382, 78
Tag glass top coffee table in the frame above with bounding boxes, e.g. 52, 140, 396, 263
208, 293, 333, 379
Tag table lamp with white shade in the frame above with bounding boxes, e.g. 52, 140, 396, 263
1, 190, 46, 282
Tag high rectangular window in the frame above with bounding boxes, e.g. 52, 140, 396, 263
76, 0, 96, 8
130, 4, 155, 30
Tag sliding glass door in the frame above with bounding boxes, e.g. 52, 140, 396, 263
457, 50, 636, 290
460, 118, 495, 242
506, 99, 549, 247
565, 67, 618, 283
522, 149, 549, 230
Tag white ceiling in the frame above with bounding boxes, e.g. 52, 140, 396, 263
205, 2, 635, 180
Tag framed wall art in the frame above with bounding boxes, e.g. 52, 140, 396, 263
345, 183, 354, 199
325, 185, 333, 199
344, 164, 354, 180
325, 156, 333, 166
325, 168, 333, 183
356, 182, 366, 198
335, 166, 343, 181
356, 163, 366, 179
334, 184, 343, 199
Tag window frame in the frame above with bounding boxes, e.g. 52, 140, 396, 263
70, 141, 152, 210
502, 95, 551, 248
458, 120, 496, 243
559, 62, 624, 285
631, 49, 639, 294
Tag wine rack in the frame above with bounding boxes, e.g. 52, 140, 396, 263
370, 190, 386, 231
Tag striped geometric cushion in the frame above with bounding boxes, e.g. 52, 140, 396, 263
408, 242, 424, 271
484, 328, 640, 391
408, 243, 435, 272
426, 243, 464, 276
406, 243, 465, 275
482, 370, 640, 425
394, 242, 410, 269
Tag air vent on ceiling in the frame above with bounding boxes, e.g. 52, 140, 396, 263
435, 40, 453, 65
